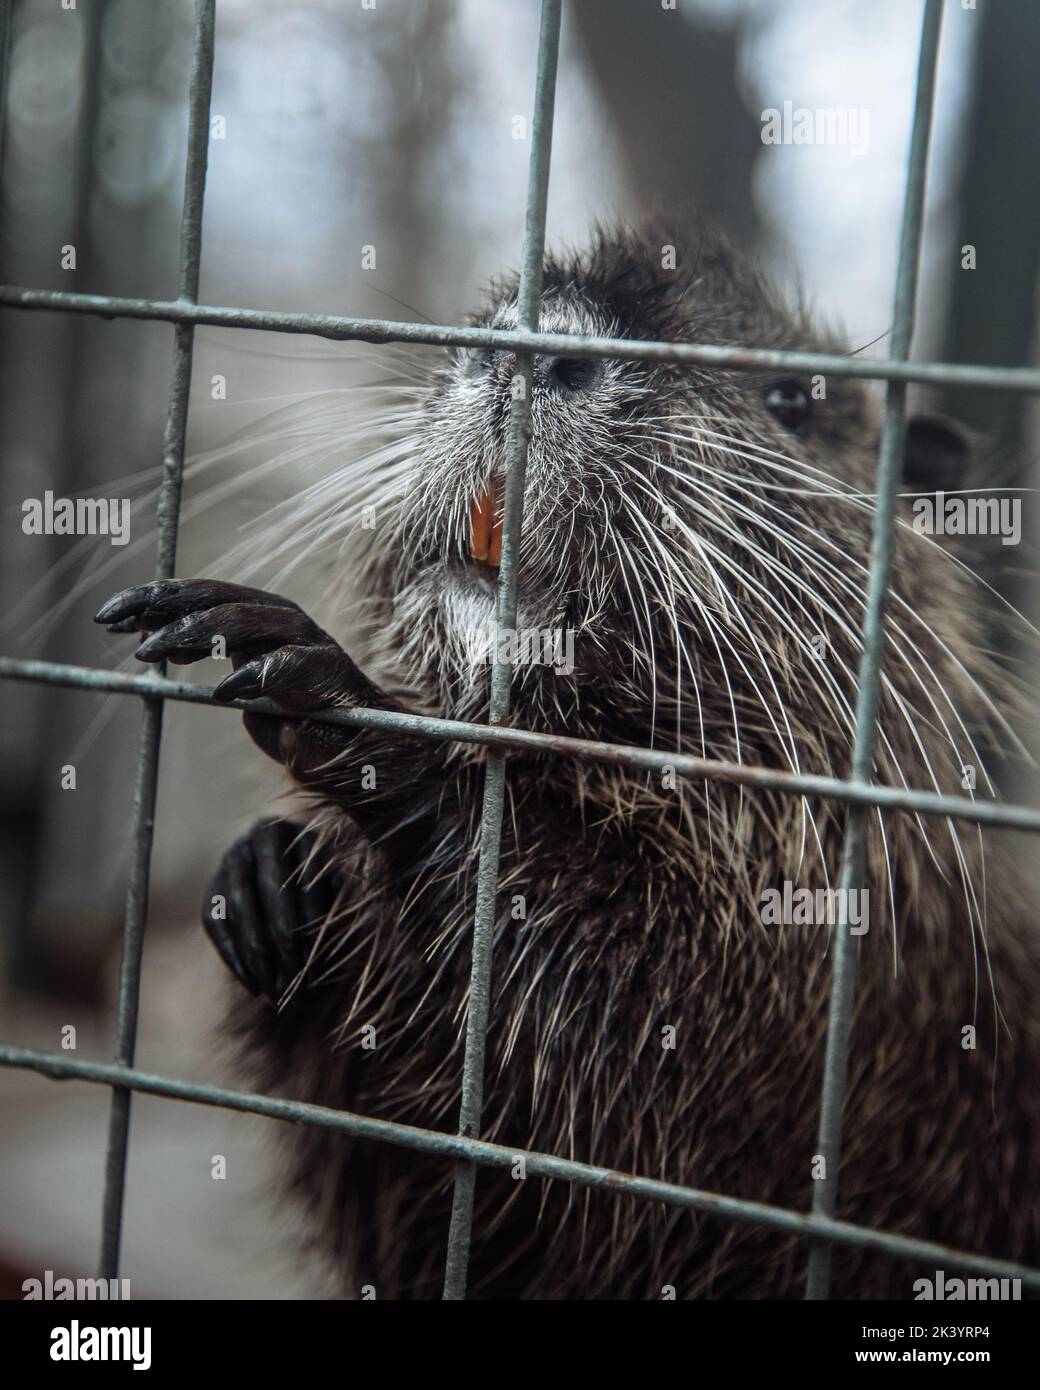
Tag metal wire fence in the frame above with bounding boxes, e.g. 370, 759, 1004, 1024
1, 0, 1039, 1301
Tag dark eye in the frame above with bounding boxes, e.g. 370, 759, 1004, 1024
462, 347, 495, 378
764, 379, 811, 433
546, 356, 601, 394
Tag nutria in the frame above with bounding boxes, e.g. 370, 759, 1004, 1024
95, 224, 1040, 1299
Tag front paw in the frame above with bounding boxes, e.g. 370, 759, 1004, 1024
202, 818, 339, 1000
94, 578, 378, 776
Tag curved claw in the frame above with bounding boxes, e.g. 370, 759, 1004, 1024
213, 645, 373, 711
202, 818, 339, 1001
93, 575, 389, 778
129, 602, 331, 667
212, 660, 268, 703
94, 578, 302, 632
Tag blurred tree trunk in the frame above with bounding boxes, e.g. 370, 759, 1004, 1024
355, 0, 460, 325
0, 0, 108, 996
933, 0, 1040, 801
937, 1, 1040, 447
569, 0, 760, 247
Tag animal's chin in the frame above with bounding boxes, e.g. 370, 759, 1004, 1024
437, 559, 501, 602
405, 557, 539, 606
393, 560, 561, 653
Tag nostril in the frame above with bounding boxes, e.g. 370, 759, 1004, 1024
463, 347, 497, 378
547, 356, 601, 394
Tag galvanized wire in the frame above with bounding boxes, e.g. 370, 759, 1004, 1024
4, 282, 1040, 392
5, 1042, 1039, 1292
805, 0, 943, 1301
98, 0, 216, 1281
4, 655, 1040, 833
0, 0, 1038, 1304
442, 0, 562, 1302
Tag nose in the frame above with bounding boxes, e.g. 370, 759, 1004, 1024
469, 349, 601, 396
536, 355, 602, 394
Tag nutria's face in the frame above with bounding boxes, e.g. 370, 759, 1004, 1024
384, 242, 876, 725
360, 232, 994, 964
392, 287, 659, 636
379, 232, 981, 806
380, 282, 659, 700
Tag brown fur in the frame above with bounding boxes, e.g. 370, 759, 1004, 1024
224, 224, 1040, 1298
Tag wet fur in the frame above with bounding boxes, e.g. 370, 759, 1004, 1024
200, 224, 1039, 1298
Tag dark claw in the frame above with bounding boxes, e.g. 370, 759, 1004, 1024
133, 613, 207, 663
212, 659, 268, 703
133, 602, 330, 668
94, 578, 302, 631
212, 646, 368, 711
216, 839, 278, 997
251, 824, 312, 989
203, 819, 339, 1002
202, 847, 264, 995
129, 604, 312, 667
95, 576, 377, 773
94, 582, 162, 626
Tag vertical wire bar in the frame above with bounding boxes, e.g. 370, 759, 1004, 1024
804, 0, 943, 1300
99, 0, 215, 1280
441, 0, 562, 1301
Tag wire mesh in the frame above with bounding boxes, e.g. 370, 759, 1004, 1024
1, 0, 1038, 1302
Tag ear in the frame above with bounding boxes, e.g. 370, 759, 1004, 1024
902, 414, 971, 491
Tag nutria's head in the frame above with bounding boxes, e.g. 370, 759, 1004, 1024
195, 221, 1026, 1099
200, 217, 1014, 950
374, 226, 996, 804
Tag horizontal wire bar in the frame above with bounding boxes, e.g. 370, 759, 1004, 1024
2, 284, 1040, 392
1, 1042, 1037, 1291
2, 655, 1038, 832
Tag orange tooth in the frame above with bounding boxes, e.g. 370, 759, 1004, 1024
471, 480, 505, 567
470, 489, 493, 561
488, 510, 503, 568
487, 478, 505, 567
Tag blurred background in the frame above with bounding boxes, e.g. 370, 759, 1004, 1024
0, 0, 1038, 1299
